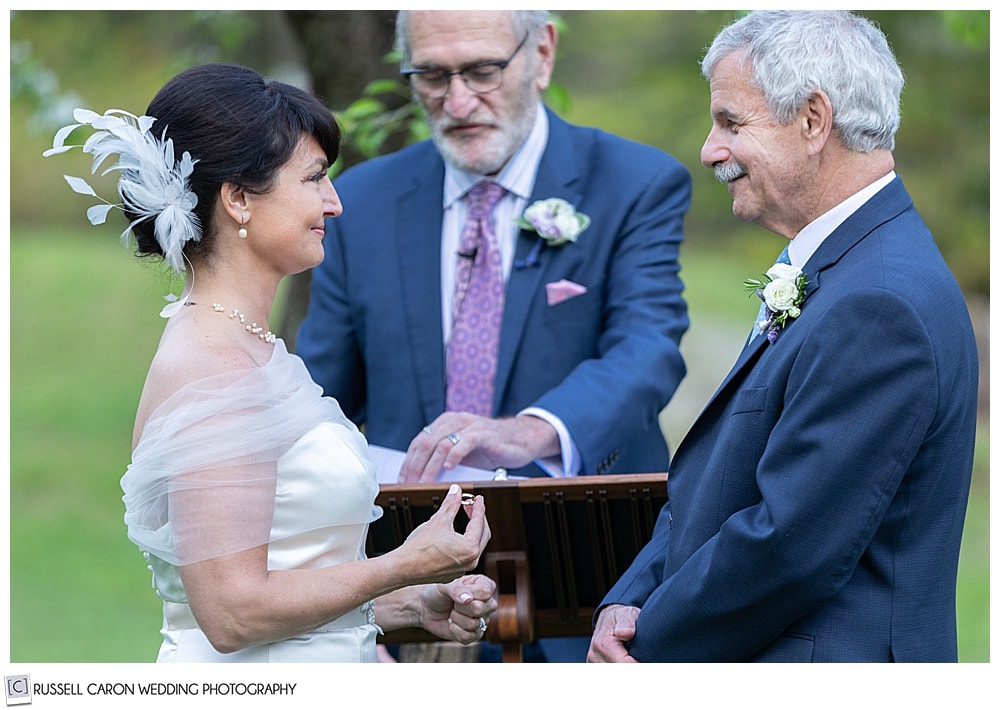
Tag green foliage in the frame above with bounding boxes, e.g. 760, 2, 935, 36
13, 11, 987, 299
8, 37, 85, 133
941, 10, 989, 48
334, 69, 428, 175
187, 10, 258, 55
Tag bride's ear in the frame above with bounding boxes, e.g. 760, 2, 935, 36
219, 182, 249, 227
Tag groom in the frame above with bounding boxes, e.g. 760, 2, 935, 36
589, 10, 978, 662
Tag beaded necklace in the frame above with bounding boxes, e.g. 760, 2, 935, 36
182, 301, 277, 344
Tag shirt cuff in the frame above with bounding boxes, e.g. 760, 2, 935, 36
518, 407, 581, 477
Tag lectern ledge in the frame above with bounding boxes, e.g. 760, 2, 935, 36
366, 473, 668, 662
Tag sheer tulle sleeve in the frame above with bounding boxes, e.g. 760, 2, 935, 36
121, 341, 374, 566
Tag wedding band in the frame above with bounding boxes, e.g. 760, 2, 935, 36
478, 617, 488, 633
421, 426, 433, 435
461, 493, 476, 505
447, 432, 461, 446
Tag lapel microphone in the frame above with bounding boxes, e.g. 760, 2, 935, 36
457, 247, 478, 259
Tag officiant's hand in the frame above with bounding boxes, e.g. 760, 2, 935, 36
400, 413, 560, 482
419, 574, 498, 644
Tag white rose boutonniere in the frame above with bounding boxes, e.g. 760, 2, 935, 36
744, 263, 808, 343
516, 198, 591, 245
513, 198, 590, 269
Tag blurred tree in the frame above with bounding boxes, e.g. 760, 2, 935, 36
279, 10, 410, 346
284, 11, 407, 166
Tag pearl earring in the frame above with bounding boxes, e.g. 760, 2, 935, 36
238, 221, 248, 239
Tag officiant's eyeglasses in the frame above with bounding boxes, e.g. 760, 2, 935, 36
401, 33, 529, 99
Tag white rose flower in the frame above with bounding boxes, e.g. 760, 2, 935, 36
522, 198, 561, 224
763, 278, 799, 312
743, 263, 808, 342
766, 262, 801, 282
552, 209, 584, 243
517, 198, 591, 245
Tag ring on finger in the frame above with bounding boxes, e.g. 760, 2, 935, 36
447, 432, 461, 446
478, 617, 488, 633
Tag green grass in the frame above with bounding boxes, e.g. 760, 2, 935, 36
956, 433, 990, 661
7, 228, 989, 662
10, 230, 168, 661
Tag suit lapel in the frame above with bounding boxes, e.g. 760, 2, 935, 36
677, 177, 913, 456
495, 110, 582, 412
396, 158, 448, 422
802, 175, 912, 293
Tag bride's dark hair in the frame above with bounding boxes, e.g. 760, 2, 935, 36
129, 63, 341, 265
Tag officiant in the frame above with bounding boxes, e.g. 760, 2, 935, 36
298, 9, 690, 485
297, 9, 692, 664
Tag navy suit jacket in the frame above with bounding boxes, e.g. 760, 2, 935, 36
298, 108, 691, 477
601, 178, 978, 661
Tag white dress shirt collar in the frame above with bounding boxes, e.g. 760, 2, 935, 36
788, 171, 896, 267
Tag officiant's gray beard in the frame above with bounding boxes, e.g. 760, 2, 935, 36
428, 76, 537, 177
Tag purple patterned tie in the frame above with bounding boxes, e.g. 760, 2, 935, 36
446, 181, 506, 415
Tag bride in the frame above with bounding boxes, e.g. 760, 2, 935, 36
45, 63, 496, 662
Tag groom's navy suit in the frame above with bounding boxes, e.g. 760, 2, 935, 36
298, 108, 691, 478
601, 178, 978, 661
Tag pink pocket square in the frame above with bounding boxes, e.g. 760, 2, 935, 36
546, 279, 588, 306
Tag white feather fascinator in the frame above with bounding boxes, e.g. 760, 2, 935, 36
44, 108, 201, 275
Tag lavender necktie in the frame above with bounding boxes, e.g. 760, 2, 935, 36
446, 181, 506, 415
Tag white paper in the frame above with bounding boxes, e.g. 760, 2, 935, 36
367, 444, 498, 484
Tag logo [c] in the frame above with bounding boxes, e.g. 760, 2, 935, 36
5, 675, 31, 706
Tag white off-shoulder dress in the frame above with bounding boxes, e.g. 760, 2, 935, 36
121, 340, 383, 662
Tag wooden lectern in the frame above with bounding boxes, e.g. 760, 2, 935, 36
366, 473, 668, 662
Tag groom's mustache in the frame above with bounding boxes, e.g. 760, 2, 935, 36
714, 161, 748, 183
